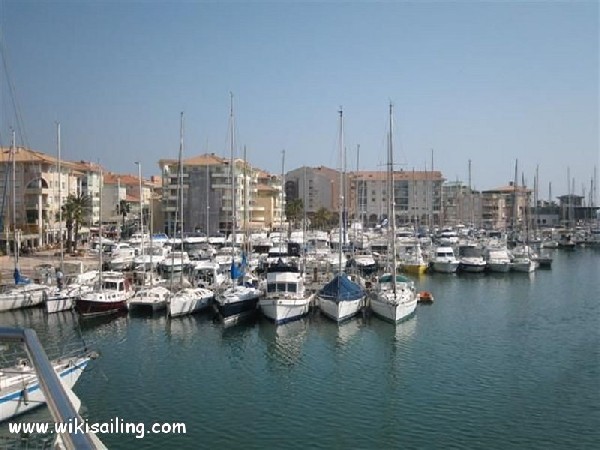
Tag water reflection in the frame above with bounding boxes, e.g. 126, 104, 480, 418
259, 317, 309, 368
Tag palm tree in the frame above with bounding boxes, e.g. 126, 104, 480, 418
285, 198, 304, 229
117, 199, 129, 238
311, 207, 331, 230
60, 193, 90, 253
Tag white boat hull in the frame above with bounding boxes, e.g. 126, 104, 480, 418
318, 296, 364, 322
0, 356, 90, 422
370, 293, 417, 323
169, 288, 213, 317
46, 285, 93, 314
0, 286, 47, 312
431, 261, 459, 273
259, 296, 312, 324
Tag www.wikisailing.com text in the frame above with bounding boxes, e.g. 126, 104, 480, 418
9, 417, 186, 439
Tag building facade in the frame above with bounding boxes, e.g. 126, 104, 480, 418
0, 147, 81, 249
158, 153, 283, 236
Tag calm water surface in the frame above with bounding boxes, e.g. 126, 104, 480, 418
1, 249, 598, 449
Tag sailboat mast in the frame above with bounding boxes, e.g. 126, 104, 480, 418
178, 112, 184, 286
280, 149, 285, 248
99, 167, 103, 286
338, 108, 344, 275
389, 102, 397, 295
230, 93, 237, 290
11, 130, 18, 268
135, 160, 144, 278
57, 122, 63, 272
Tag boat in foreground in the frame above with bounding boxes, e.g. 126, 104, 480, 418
0, 352, 94, 422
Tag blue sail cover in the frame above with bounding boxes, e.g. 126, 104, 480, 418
230, 253, 247, 280
319, 274, 364, 302
13, 268, 31, 285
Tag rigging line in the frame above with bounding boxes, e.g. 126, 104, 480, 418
0, 31, 29, 149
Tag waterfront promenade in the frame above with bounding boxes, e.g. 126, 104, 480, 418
0, 249, 95, 287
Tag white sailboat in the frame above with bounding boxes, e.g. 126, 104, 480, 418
168, 112, 214, 317
370, 103, 418, 323
317, 108, 366, 322
214, 94, 261, 325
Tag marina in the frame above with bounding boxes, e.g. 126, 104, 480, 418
0, 246, 597, 448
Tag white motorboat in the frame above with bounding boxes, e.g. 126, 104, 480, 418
259, 260, 313, 324
430, 246, 460, 273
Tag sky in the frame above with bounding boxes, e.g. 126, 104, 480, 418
0, 0, 598, 199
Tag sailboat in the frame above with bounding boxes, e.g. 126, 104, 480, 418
0, 132, 48, 312
214, 94, 262, 325
259, 150, 314, 324
168, 112, 214, 318
75, 168, 134, 317
370, 103, 418, 323
317, 108, 366, 323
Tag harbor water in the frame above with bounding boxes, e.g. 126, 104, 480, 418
1, 248, 598, 449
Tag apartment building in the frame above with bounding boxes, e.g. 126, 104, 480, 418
480, 182, 531, 230
158, 153, 282, 235
0, 146, 83, 249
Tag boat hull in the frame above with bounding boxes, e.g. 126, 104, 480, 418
318, 296, 364, 322
0, 356, 90, 422
401, 264, 428, 275
0, 287, 47, 312
259, 297, 312, 324
431, 262, 459, 273
215, 287, 261, 325
169, 295, 212, 318
370, 294, 417, 323
486, 262, 512, 273
75, 299, 127, 317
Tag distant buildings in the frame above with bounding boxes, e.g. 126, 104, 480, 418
0, 144, 596, 253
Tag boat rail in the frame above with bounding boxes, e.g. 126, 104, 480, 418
0, 327, 102, 449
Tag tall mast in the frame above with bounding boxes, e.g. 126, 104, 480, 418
338, 108, 344, 275
57, 122, 63, 272
230, 93, 237, 290
206, 163, 210, 236
135, 160, 144, 278
11, 129, 18, 268
99, 167, 103, 286
280, 149, 285, 248
178, 112, 184, 286
389, 102, 397, 296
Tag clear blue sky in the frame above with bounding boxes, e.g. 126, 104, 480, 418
0, 0, 598, 199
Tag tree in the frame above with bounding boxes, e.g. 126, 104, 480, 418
285, 198, 304, 229
311, 207, 331, 230
60, 193, 90, 253
117, 199, 130, 238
